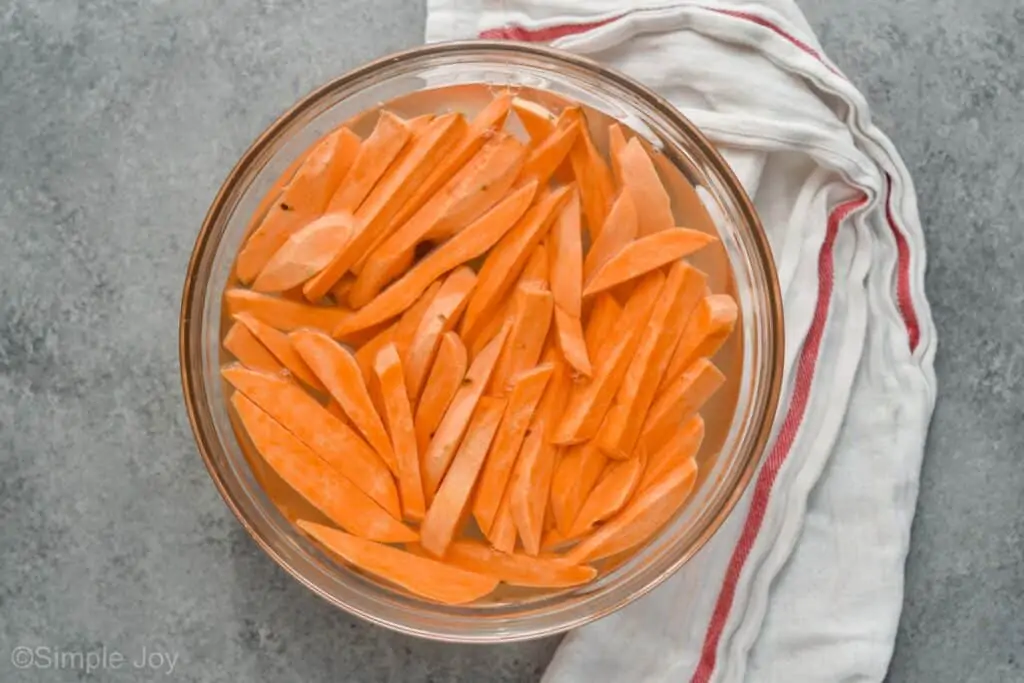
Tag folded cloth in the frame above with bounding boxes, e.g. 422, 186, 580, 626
426, 1, 938, 680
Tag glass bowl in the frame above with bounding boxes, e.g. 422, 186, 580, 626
179, 40, 783, 642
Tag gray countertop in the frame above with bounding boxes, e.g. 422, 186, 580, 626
1, 1, 1021, 681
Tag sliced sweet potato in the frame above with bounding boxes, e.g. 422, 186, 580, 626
225, 289, 351, 334
664, 294, 739, 381
222, 365, 399, 518
640, 415, 703, 492
441, 540, 597, 588
473, 364, 553, 534
244, 143, 314, 239
404, 267, 477, 402
330, 274, 356, 306
420, 397, 507, 557
488, 491, 517, 553
304, 114, 466, 301
490, 285, 554, 395
607, 123, 628, 185
297, 521, 497, 604
289, 329, 397, 474
512, 97, 557, 142
414, 331, 468, 453
349, 132, 527, 307
332, 182, 537, 337
594, 262, 705, 458
560, 107, 614, 240
519, 242, 550, 287
583, 187, 638, 283
372, 343, 425, 522
252, 212, 354, 293
584, 293, 623, 360
641, 358, 724, 456
325, 111, 411, 214
566, 456, 698, 563
548, 189, 583, 318
530, 351, 574, 442
233, 313, 326, 392
233, 395, 412, 542
569, 452, 645, 536
516, 120, 580, 187
355, 323, 396, 384
223, 321, 285, 376
236, 127, 360, 282
509, 424, 559, 555
549, 442, 607, 536
460, 185, 572, 341
553, 272, 665, 445
583, 228, 717, 296
615, 137, 675, 237
553, 306, 591, 378
421, 324, 511, 499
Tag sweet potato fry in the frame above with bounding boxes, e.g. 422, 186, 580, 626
421, 324, 511, 499
233, 395, 412, 542
225, 289, 351, 334
512, 97, 557, 142
289, 329, 397, 474
548, 442, 607, 536
516, 120, 580, 187
298, 522, 497, 604
490, 285, 554, 395
441, 539, 597, 588
420, 397, 507, 557
584, 293, 623, 360
607, 123, 628, 185
566, 456, 698, 563
488, 491, 517, 553
615, 137, 675, 236
354, 323, 396, 384
548, 189, 583, 317
519, 242, 550, 287
460, 185, 572, 342
583, 228, 717, 297
569, 452, 645, 536
252, 212, 353, 293
330, 274, 356, 306
332, 182, 537, 337
583, 187, 637, 283
595, 262, 705, 458
244, 144, 313, 239
640, 415, 703, 492
473, 364, 553, 534
304, 114, 466, 301
223, 365, 399, 517
372, 343, 425, 522
509, 424, 559, 555
325, 111, 411, 214
664, 294, 739, 381
553, 272, 665, 445
236, 127, 360, 282
641, 359, 724, 456
404, 267, 477, 402
414, 331, 468, 452
562, 107, 614, 239
233, 313, 326, 392
223, 321, 285, 376
349, 132, 527, 307
553, 306, 591, 378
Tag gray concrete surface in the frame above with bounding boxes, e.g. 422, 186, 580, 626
0, 1, 1021, 681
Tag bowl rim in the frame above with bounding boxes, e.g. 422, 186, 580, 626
179, 39, 784, 640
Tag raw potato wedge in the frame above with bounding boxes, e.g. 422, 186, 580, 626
332, 182, 537, 337
583, 228, 718, 297
566, 456, 698, 564
640, 415, 704, 492
414, 331, 468, 452
298, 522, 496, 604
372, 344, 426, 522
404, 267, 477, 402
222, 365, 400, 518
615, 137, 675, 237
569, 452, 645, 537
233, 395, 414, 542
421, 324, 511, 499
583, 187, 638, 283
223, 321, 286, 376
460, 185, 572, 341
441, 540, 597, 588
225, 289, 351, 334
473, 364, 554, 535
289, 329, 397, 475
420, 397, 507, 557
236, 127, 360, 282
664, 294, 739, 382
252, 212, 353, 293
641, 358, 724, 456
233, 313, 326, 392
490, 285, 554, 395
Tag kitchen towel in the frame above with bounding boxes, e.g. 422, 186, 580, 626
426, 1, 938, 681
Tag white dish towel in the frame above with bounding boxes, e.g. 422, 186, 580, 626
427, 1, 938, 681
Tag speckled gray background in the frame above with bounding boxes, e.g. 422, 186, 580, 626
1, 1, 1021, 681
